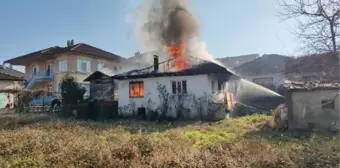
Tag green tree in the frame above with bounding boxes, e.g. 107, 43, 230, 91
60, 74, 86, 110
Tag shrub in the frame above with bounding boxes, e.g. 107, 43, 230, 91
59, 74, 86, 115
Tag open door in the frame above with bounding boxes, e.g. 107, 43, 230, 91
226, 92, 234, 111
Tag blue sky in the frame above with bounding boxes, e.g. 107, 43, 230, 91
0, 0, 298, 72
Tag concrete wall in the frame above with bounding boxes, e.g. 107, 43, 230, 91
117, 74, 212, 118
290, 89, 339, 129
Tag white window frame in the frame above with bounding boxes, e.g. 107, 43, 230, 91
211, 80, 215, 93
46, 63, 52, 76
77, 59, 91, 73
171, 80, 187, 94
58, 60, 67, 73
32, 64, 39, 76
97, 63, 106, 70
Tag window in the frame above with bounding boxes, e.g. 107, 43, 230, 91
97, 63, 106, 70
217, 80, 224, 92
58, 60, 67, 72
129, 81, 144, 97
77, 59, 91, 72
211, 80, 215, 92
46, 63, 52, 76
32, 64, 39, 76
171, 80, 187, 94
321, 99, 335, 110
252, 77, 274, 86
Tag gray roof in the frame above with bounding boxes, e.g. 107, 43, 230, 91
113, 60, 233, 80
0, 65, 25, 81
284, 80, 340, 91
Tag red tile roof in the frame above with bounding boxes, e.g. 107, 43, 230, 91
5, 43, 124, 65
0, 65, 24, 81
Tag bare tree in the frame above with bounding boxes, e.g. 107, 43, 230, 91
279, 0, 340, 54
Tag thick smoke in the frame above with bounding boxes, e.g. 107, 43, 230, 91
129, 0, 225, 67
144, 0, 199, 46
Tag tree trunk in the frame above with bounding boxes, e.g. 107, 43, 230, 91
330, 21, 337, 52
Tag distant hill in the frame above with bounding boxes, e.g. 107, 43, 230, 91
216, 54, 260, 69
232, 54, 291, 76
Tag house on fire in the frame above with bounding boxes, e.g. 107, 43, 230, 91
110, 55, 285, 120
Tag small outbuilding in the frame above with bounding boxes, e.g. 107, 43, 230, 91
284, 80, 340, 130
84, 68, 117, 100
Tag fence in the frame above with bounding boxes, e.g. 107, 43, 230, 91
76, 100, 118, 120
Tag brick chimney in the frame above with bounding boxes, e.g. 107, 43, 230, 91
153, 55, 159, 72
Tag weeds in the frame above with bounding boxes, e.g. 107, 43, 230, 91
0, 113, 338, 168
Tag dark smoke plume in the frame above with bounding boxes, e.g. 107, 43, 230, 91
129, 0, 226, 68
143, 0, 199, 46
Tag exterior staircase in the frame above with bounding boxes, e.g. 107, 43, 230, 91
25, 73, 53, 105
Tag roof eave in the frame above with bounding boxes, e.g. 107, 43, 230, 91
84, 71, 110, 82
4, 53, 56, 65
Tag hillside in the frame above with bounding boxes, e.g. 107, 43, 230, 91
0, 113, 339, 168
216, 54, 260, 69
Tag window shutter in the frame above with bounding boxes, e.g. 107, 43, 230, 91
64, 60, 67, 72
211, 81, 215, 92
182, 81, 187, 93
87, 61, 91, 72
172, 81, 176, 94
77, 60, 81, 72
58, 61, 61, 72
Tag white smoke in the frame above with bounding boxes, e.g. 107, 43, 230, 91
188, 39, 226, 67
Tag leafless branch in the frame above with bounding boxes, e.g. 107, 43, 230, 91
279, 0, 340, 53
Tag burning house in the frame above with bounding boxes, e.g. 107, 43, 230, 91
112, 55, 285, 120
105, 0, 285, 120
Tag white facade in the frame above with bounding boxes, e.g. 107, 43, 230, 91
289, 89, 339, 129
0, 81, 23, 108
117, 74, 233, 119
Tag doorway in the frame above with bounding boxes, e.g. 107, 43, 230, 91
46, 63, 52, 76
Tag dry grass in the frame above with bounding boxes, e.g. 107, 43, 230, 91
0, 112, 339, 168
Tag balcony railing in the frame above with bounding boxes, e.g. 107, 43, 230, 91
25, 71, 53, 89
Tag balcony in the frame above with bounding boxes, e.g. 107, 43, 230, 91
25, 70, 52, 89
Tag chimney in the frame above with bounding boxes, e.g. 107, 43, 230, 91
153, 55, 159, 72
135, 51, 141, 57
67, 39, 74, 47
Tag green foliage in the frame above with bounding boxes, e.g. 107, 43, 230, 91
60, 74, 86, 108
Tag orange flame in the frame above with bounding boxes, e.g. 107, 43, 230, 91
165, 42, 190, 70
129, 82, 144, 97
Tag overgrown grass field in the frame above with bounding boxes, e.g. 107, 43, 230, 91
0, 112, 339, 168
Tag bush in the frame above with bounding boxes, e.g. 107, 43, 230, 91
59, 74, 86, 112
